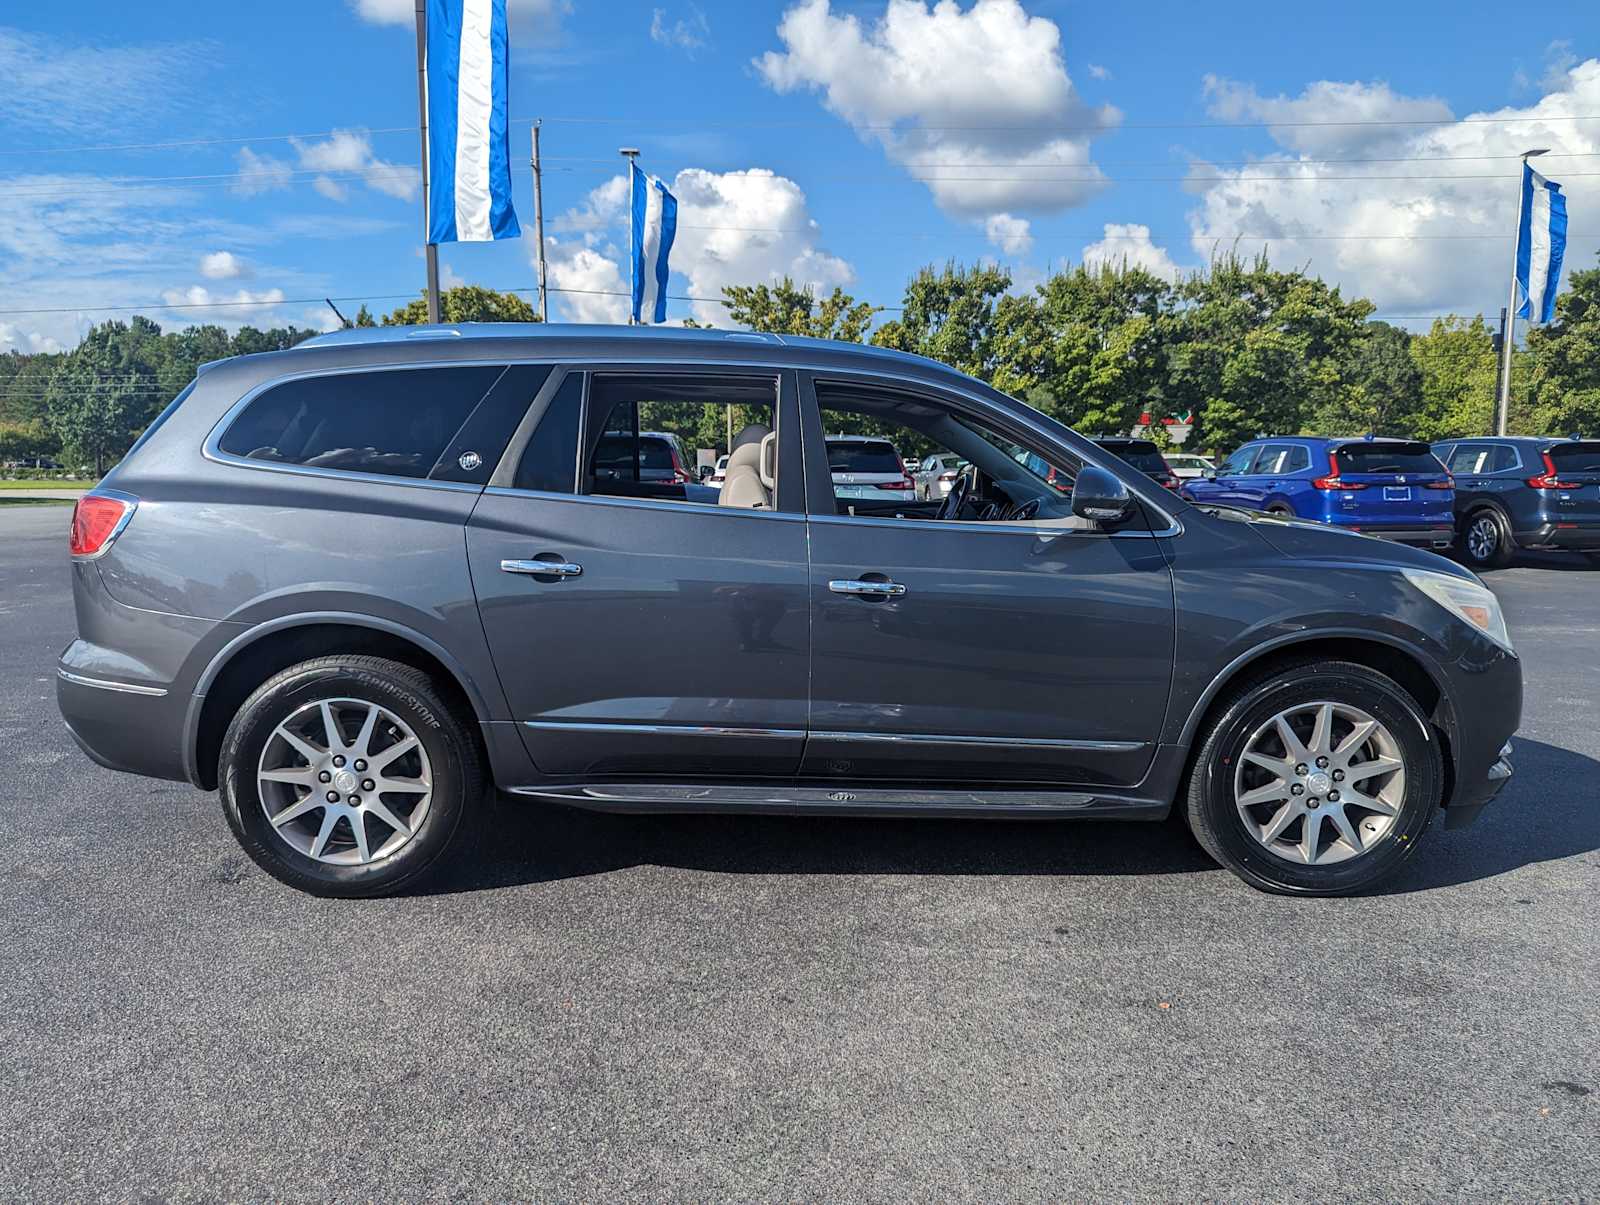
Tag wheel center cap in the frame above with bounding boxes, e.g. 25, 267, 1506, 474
332, 769, 358, 793
1307, 771, 1333, 795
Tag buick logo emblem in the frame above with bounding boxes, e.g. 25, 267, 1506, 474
457, 450, 483, 472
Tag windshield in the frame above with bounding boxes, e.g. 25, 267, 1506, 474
1334, 443, 1443, 474
1548, 442, 1600, 472
827, 440, 901, 473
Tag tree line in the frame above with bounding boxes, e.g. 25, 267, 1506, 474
4, 254, 1596, 475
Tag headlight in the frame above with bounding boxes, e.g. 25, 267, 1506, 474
1402, 569, 1514, 653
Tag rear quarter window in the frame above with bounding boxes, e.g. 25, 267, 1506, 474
217, 366, 504, 480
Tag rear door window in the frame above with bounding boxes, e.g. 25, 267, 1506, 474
1489, 444, 1522, 472
1333, 443, 1444, 475
218, 366, 504, 480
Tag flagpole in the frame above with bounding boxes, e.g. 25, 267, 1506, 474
414, 0, 442, 324
1497, 147, 1550, 435
620, 147, 639, 325
531, 120, 549, 322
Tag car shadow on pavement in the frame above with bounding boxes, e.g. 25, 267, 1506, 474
424, 735, 1598, 896
1479, 551, 1600, 574
1383, 735, 1600, 894
423, 803, 1221, 894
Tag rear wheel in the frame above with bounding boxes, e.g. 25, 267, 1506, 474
1460, 508, 1513, 569
1184, 661, 1442, 895
218, 655, 482, 897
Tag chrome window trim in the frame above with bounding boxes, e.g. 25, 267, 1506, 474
482, 485, 806, 521
201, 359, 524, 495
68, 487, 141, 560
523, 719, 1140, 752
57, 668, 168, 697
200, 352, 1181, 533
525, 720, 804, 739
806, 512, 1168, 539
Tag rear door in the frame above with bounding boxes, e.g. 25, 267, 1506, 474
1543, 441, 1600, 526
466, 365, 811, 779
1333, 440, 1453, 528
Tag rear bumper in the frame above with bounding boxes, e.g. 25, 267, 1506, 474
1336, 523, 1456, 549
56, 659, 191, 783
1516, 522, 1600, 551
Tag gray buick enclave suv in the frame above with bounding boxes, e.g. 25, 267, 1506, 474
59, 324, 1520, 897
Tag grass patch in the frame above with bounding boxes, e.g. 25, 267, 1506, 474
0, 479, 95, 490
0, 496, 74, 507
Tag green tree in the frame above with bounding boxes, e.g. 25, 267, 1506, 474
0, 420, 59, 462
717, 277, 878, 342
1526, 253, 1600, 436
382, 285, 539, 326
871, 262, 1013, 381
44, 319, 163, 474
1314, 321, 1423, 435
1409, 315, 1499, 439
0, 349, 65, 425
157, 324, 234, 400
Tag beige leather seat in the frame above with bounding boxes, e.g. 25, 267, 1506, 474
719, 427, 777, 509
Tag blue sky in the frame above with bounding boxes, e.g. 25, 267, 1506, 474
2, 0, 1597, 351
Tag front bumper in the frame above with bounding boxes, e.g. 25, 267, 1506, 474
1443, 741, 1514, 829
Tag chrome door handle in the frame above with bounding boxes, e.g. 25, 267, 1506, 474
501, 558, 582, 578
828, 578, 907, 598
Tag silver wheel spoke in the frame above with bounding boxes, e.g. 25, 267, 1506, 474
1345, 757, 1403, 783
309, 809, 340, 858
270, 795, 322, 827
1234, 699, 1405, 867
258, 696, 434, 868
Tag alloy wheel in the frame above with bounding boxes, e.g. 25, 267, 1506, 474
256, 697, 434, 866
1232, 701, 1406, 866
1467, 515, 1499, 563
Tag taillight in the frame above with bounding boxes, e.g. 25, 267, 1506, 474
939, 471, 958, 482
875, 478, 915, 491
69, 493, 136, 557
1161, 473, 1180, 490
1423, 477, 1453, 491
1311, 451, 1366, 491
1527, 452, 1579, 489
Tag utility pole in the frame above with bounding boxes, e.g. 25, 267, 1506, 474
1497, 147, 1550, 435
414, 0, 442, 324
620, 147, 640, 325
531, 121, 549, 321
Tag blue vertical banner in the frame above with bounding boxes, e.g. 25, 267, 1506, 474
1514, 162, 1568, 324
630, 163, 679, 324
427, 0, 520, 244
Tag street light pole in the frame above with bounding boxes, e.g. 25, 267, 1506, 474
1497, 147, 1549, 435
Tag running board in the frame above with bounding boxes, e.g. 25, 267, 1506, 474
505, 782, 1169, 820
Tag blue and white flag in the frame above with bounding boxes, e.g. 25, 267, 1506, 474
630, 163, 678, 324
1515, 163, 1568, 324
427, 0, 520, 244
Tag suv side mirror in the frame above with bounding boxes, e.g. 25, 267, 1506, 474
1071, 465, 1135, 525
1202, 466, 1219, 479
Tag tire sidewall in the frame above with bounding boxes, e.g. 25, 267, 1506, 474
1461, 507, 1511, 569
1195, 667, 1441, 895
220, 662, 468, 896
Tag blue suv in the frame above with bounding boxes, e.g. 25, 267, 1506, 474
1181, 437, 1455, 549
1431, 436, 1600, 568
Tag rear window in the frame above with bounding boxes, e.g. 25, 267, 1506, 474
1333, 443, 1443, 475
595, 434, 675, 474
1547, 442, 1600, 472
827, 440, 902, 473
218, 366, 503, 479
1099, 441, 1168, 474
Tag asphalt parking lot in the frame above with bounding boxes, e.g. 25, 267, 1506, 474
1, 502, 1595, 1200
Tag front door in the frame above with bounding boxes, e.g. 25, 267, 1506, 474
797, 374, 1176, 788
467, 366, 811, 778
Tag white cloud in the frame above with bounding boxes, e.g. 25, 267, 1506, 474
348, 0, 571, 37
1087, 63, 1110, 81
0, 26, 212, 137
0, 322, 62, 355
756, 0, 1117, 224
159, 285, 288, 324
199, 251, 249, 280
231, 130, 418, 203
984, 213, 1033, 256
651, 6, 710, 52
1187, 60, 1600, 318
541, 167, 854, 325
1080, 223, 1181, 279
544, 238, 631, 323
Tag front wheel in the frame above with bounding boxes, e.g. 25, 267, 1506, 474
218, 655, 482, 897
1184, 662, 1442, 895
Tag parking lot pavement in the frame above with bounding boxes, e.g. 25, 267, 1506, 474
1, 503, 1595, 1200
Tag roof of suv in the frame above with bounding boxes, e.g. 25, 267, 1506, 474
1442, 435, 1592, 445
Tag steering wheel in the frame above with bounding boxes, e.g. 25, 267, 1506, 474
936, 467, 972, 521
1007, 497, 1041, 522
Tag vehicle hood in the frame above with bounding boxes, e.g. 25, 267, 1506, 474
1200, 505, 1476, 580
